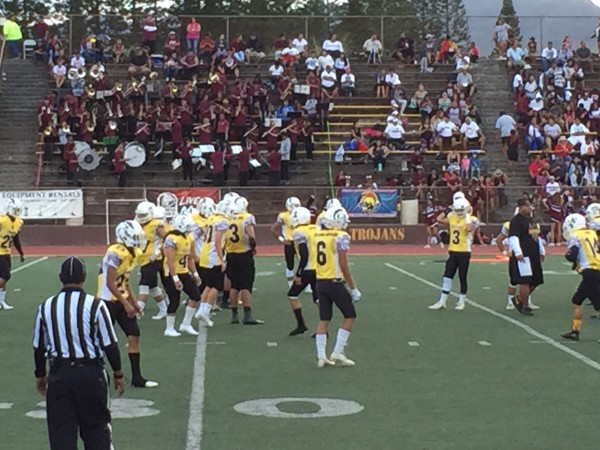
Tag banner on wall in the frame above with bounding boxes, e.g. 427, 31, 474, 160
146, 188, 219, 218
340, 189, 399, 218
0, 190, 84, 219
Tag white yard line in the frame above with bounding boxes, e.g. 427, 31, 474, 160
384, 262, 600, 372
13, 257, 48, 274
185, 326, 208, 450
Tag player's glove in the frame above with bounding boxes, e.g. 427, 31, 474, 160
278, 236, 286, 243
350, 288, 361, 302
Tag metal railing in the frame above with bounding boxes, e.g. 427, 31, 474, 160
0, 35, 6, 95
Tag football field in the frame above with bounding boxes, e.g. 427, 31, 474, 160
2, 254, 600, 449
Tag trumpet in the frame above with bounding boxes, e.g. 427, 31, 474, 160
90, 65, 101, 79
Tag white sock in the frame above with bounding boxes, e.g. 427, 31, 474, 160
316, 333, 327, 359
138, 301, 146, 311
157, 299, 167, 313
182, 305, 196, 326
333, 329, 351, 355
201, 302, 211, 316
438, 292, 448, 304
507, 295, 513, 304
528, 295, 532, 305
458, 294, 466, 304
166, 315, 175, 331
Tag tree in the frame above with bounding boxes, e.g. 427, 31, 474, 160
498, 0, 521, 42
411, 0, 470, 44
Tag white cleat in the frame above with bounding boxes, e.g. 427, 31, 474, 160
424, 244, 431, 249
428, 301, 446, 310
164, 328, 181, 337
529, 302, 540, 310
0, 302, 14, 310
197, 313, 214, 328
455, 301, 465, 311
317, 358, 335, 368
506, 303, 515, 310
179, 324, 199, 336
152, 311, 167, 320
330, 353, 355, 367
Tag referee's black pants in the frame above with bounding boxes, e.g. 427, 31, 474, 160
47, 362, 112, 450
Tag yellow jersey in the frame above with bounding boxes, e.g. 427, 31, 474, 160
224, 213, 256, 254
163, 232, 193, 276
138, 219, 164, 266
276, 211, 294, 241
568, 228, 600, 272
0, 215, 23, 256
447, 213, 473, 253
199, 214, 229, 268
190, 213, 208, 258
500, 221, 510, 237
97, 243, 139, 301
588, 217, 600, 233
313, 229, 351, 280
316, 211, 327, 229
293, 224, 318, 271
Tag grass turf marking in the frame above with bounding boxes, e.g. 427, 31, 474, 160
13, 257, 48, 274
185, 326, 208, 450
384, 262, 600, 372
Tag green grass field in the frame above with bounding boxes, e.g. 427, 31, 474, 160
2, 254, 600, 450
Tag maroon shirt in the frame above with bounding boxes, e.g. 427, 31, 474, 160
238, 148, 250, 172
177, 143, 193, 159
211, 150, 224, 174
65, 147, 78, 171
268, 151, 282, 171
114, 148, 126, 173
217, 119, 229, 133
198, 124, 212, 144
142, 19, 157, 42
171, 120, 183, 145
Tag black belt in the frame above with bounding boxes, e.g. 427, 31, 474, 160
318, 278, 344, 283
51, 358, 103, 369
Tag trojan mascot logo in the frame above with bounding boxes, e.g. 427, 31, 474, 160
358, 191, 380, 213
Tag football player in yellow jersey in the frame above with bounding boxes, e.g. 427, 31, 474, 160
224, 196, 263, 325
162, 214, 202, 337
585, 202, 600, 234
134, 201, 169, 320
287, 207, 319, 336
316, 198, 342, 229
97, 220, 158, 388
271, 196, 302, 287
313, 207, 361, 368
561, 214, 600, 341
191, 197, 216, 303
0, 199, 25, 310
429, 197, 479, 311
195, 199, 231, 326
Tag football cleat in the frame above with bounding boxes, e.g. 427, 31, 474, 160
289, 324, 308, 336
179, 324, 199, 336
455, 301, 465, 311
506, 302, 515, 310
152, 311, 167, 320
132, 378, 159, 388
561, 331, 580, 341
428, 301, 446, 310
424, 244, 431, 249
242, 318, 264, 325
330, 353, 355, 367
528, 301, 540, 310
0, 302, 14, 310
197, 313, 214, 327
519, 306, 534, 316
164, 328, 181, 338
317, 358, 335, 368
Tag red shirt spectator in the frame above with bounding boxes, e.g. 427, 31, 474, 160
65, 145, 78, 172
238, 148, 250, 172
176, 141, 193, 159
114, 146, 126, 174
33, 18, 49, 41
211, 149, 224, 174
164, 33, 181, 54
197, 120, 212, 144
171, 119, 183, 146
274, 35, 288, 52
217, 117, 230, 134
142, 17, 157, 42
268, 149, 282, 171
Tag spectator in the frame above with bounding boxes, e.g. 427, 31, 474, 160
541, 41, 557, 72
317, 50, 334, 72
213, 34, 229, 64
491, 169, 509, 207
186, 18, 201, 54
180, 50, 200, 78
469, 41, 480, 63
527, 36, 538, 58
292, 33, 308, 56
460, 116, 485, 150
320, 65, 338, 97
274, 34, 289, 60
557, 42, 572, 66
53, 58, 67, 88
495, 111, 516, 155
575, 40, 591, 63
543, 117, 562, 150
436, 116, 458, 150
493, 17, 512, 58
384, 118, 405, 150
340, 67, 356, 97
368, 140, 391, 172
506, 129, 520, 169
281, 42, 300, 65
305, 51, 319, 74
198, 33, 215, 64
32, 15, 49, 43
268, 60, 284, 86
375, 68, 388, 98
438, 35, 457, 64
456, 67, 475, 98
268, 147, 282, 186
128, 47, 151, 78
141, 14, 158, 53
395, 33, 414, 63
322, 33, 344, 58
363, 34, 382, 64
113, 39, 125, 63
526, 117, 545, 151
245, 33, 265, 63
70, 51, 85, 69
175, 137, 194, 185
506, 40, 527, 70
568, 116, 589, 152
3, 14, 23, 58
460, 154, 470, 179
164, 31, 181, 56
163, 53, 181, 80
412, 167, 426, 199
469, 152, 482, 179
334, 52, 350, 81
384, 68, 401, 98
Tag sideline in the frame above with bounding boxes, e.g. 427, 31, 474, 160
185, 326, 208, 450
384, 262, 600, 372
13, 257, 48, 274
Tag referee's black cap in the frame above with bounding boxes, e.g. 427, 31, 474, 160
59, 256, 87, 284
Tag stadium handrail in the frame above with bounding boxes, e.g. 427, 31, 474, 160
0, 36, 6, 95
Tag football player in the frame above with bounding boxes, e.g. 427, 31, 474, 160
224, 196, 263, 324
219, 192, 241, 309
163, 214, 202, 337
0, 198, 25, 310
134, 201, 169, 320
287, 206, 319, 336
97, 220, 158, 388
195, 199, 232, 327
561, 214, 600, 341
313, 207, 361, 368
271, 196, 301, 287
429, 196, 479, 311
585, 203, 600, 233
316, 198, 341, 229
191, 197, 215, 306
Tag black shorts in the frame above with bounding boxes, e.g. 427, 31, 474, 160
104, 300, 140, 337
199, 266, 224, 291
226, 252, 255, 291
0, 255, 11, 281
316, 280, 356, 321
139, 260, 163, 289
572, 269, 600, 310
466, 137, 480, 148
509, 255, 544, 288
287, 270, 318, 303
163, 273, 201, 312
443, 251, 471, 279
441, 136, 453, 149
284, 244, 296, 271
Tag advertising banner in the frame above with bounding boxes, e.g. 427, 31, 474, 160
146, 188, 219, 217
340, 189, 399, 218
0, 190, 84, 219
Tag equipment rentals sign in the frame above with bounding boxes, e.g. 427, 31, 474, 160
0, 190, 84, 219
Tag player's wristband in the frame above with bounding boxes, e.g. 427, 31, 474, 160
172, 275, 180, 282
193, 271, 199, 278
278, 236, 285, 243
113, 371, 124, 379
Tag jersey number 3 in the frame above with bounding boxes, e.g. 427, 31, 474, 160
452, 230, 461, 245
229, 224, 240, 243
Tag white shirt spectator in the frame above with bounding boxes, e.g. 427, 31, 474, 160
279, 137, 291, 161
292, 37, 308, 53
70, 55, 85, 68
334, 57, 348, 70
543, 123, 561, 138
304, 98, 318, 115
363, 38, 382, 53
528, 123, 542, 139
53, 64, 67, 76
320, 68, 336, 88
524, 80, 537, 97
305, 57, 319, 72
455, 55, 470, 71
541, 47, 557, 60
456, 71, 473, 87
281, 47, 299, 58
495, 113, 516, 137
384, 122, 405, 139
529, 96, 545, 112
385, 72, 401, 86
340, 73, 355, 87
568, 122, 590, 149
322, 39, 344, 53
578, 96, 593, 112
584, 166, 598, 185
495, 23, 511, 41
317, 54, 334, 71
436, 120, 457, 137
545, 179, 561, 196
460, 120, 480, 139
269, 64, 284, 77
512, 73, 523, 90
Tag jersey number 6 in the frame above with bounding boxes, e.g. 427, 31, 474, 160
316, 241, 327, 265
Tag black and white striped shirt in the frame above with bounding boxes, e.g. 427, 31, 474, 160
32, 288, 118, 375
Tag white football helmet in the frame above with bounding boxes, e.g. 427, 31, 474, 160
563, 213, 587, 239
452, 197, 470, 217
135, 201, 155, 224
233, 196, 249, 214
285, 196, 301, 212
452, 191, 466, 203
323, 207, 350, 230
223, 192, 240, 202
291, 206, 312, 228
197, 197, 216, 218
585, 203, 600, 222
153, 206, 167, 223
171, 214, 195, 233
216, 200, 236, 219
115, 220, 147, 249
5, 198, 23, 217
324, 198, 342, 211
187, 206, 199, 217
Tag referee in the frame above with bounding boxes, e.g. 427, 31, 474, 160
32, 256, 126, 450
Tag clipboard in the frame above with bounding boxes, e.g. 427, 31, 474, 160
517, 257, 533, 277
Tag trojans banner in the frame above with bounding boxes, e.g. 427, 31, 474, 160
340, 189, 399, 218
0, 190, 84, 219
146, 188, 219, 217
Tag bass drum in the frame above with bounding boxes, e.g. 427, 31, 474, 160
124, 142, 146, 168
75, 141, 101, 171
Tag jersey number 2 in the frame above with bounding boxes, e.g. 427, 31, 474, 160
316, 241, 327, 265
1, 235, 12, 249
